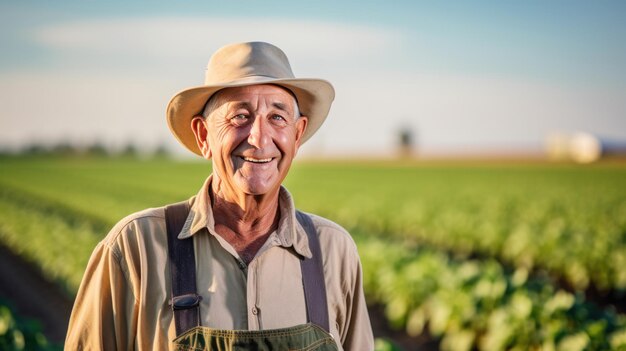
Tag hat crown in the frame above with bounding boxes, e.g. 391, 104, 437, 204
205, 42, 295, 85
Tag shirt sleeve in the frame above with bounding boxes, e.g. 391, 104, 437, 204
64, 239, 137, 350
340, 255, 375, 350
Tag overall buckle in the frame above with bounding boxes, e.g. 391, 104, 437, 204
171, 293, 202, 310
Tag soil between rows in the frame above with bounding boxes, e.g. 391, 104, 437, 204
0, 244, 72, 344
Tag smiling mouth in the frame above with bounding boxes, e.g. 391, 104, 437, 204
242, 156, 274, 164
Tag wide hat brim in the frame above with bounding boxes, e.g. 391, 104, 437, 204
166, 75, 335, 156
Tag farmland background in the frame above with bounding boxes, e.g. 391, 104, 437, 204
1, 154, 625, 350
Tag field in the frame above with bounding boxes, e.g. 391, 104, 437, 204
1, 156, 625, 350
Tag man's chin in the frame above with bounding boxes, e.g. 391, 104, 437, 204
237, 179, 279, 197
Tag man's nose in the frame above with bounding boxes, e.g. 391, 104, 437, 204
248, 116, 270, 148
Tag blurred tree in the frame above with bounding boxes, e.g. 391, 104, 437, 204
153, 143, 170, 159
22, 144, 48, 156
51, 142, 77, 156
85, 142, 109, 157
120, 142, 138, 158
397, 126, 415, 159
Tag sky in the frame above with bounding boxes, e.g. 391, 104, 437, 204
1, 0, 625, 158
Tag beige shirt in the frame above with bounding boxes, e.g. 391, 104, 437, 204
65, 176, 374, 350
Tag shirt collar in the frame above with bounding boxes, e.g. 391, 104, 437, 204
178, 175, 312, 259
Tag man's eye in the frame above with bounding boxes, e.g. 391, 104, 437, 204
271, 114, 286, 122
231, 114, 249, 124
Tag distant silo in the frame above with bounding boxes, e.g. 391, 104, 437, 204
569, 132, 602, 163
546, 132, 626, 163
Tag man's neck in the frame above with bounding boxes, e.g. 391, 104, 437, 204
211, 192, 280, 237
209, 182, 281, 263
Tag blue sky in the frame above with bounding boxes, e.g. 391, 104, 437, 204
1, 1, 625, 157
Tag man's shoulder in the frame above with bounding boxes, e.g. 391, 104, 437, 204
104, 207, 165, 245
101, 199, 192, 250
304, 212, 349, 235
300, 212, 359, 255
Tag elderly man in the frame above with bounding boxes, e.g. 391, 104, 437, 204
65, 42, 374, 350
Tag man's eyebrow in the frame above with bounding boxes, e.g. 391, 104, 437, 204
230, 101, 288, 111
228, 101, 292, 112
271, 102, 290, 112
229, 101, 252, 110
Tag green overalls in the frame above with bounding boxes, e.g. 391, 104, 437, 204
165, 203, 339, 351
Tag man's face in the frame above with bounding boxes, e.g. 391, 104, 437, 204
198, 84, 307, 199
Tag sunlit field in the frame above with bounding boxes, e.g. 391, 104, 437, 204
1, 156, 625, 350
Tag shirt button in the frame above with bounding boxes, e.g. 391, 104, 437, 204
238, 261, 246, 270
252, 307, 258, 315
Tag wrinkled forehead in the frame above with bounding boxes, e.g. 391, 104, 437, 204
214, 84, 298, 108
202, 84, 302, 120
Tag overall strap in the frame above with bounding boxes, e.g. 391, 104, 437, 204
165, 201, 202, 336
296, 211, 331, 333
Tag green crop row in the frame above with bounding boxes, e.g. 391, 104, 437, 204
0, 190, 101, 295
0, 301, 60, 351
356, 233, 626, 351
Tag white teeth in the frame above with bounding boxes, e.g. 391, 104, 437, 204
243, 157, 272, 163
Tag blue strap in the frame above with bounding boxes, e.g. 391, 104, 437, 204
296, 211, 331, 333
165, 201, 201, 336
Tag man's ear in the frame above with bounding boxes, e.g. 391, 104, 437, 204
294, 116, 308, 152
295, 116, 308, 144
191, 116, 212, 160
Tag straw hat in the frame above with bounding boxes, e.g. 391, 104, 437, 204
166, 41, 335, 156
